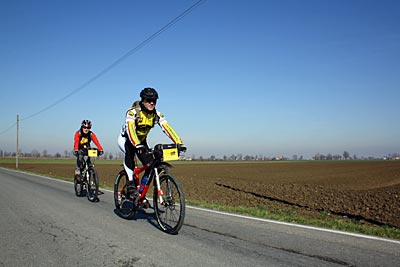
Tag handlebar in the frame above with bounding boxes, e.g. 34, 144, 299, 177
177, 144, 187, 153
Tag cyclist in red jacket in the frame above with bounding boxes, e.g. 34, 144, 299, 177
73, 120, 104, 175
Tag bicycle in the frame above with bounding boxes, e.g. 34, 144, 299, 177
114, 144, 186, 234
74, 148, 100, 202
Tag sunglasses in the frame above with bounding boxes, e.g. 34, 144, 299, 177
145, 98, 157, 104
83, 127, 91, 129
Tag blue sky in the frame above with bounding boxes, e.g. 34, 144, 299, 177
1, 0, 399, 159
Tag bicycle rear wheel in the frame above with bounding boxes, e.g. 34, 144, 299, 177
114, 170, 136, 219
87, 167, 99, 202
74, 174, 83, 197
153, 174, 185, 234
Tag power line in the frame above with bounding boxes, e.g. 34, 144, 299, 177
0, 0, 206, 135
22, 0, 206, 121
0, 122, 17, 135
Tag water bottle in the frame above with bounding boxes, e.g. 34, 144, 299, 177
139, 174, 149, 194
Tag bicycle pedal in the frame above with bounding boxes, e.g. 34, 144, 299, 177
140, 199, 150, 209
127, 187, 138, 199
128, 193, 138, 202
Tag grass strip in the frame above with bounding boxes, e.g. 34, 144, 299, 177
186, 200, 400, 240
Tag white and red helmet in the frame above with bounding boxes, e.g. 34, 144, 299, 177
81, 119, 92, 129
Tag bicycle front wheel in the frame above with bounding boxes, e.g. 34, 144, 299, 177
87, 167, 99, 202
153, 174, 185, 234
114, 170, 136, 220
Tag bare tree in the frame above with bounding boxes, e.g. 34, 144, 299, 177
32, 149, 40, 158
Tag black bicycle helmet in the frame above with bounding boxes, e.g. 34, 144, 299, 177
140, 87, 159, 100
81, 120, 92, 129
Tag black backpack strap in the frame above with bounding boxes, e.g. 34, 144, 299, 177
133, 100, 142, 122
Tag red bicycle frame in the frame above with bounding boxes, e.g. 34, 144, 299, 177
134, 163, 150, 201
118, 157, 166, 206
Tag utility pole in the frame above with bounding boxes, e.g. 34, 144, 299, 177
16, 114, 19, 169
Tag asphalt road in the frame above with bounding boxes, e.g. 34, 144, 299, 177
0, 168, 399, 267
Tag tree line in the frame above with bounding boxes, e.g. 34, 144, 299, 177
1, 149, 399, 161
0, 149, 123, 160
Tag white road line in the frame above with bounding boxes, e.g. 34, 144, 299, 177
186, 205, 400, 245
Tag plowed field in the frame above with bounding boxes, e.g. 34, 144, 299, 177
2, 160, 399, 228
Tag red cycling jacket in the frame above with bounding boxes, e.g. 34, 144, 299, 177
74, 129, 103, 151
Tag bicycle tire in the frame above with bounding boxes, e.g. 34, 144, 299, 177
74, 174, 83, 197
114, 170, 136, 219
153, 174, 185, 234
87, 167, 99, 202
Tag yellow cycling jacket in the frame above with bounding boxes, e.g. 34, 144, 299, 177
121, 104, 183, 147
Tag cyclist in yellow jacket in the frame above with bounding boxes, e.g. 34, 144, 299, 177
118, 87, 185, 206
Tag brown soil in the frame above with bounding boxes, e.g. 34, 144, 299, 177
2, 160, 400, 228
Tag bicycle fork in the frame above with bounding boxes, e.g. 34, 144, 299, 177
81, 169, 88, 188
154, 168, 164, 204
